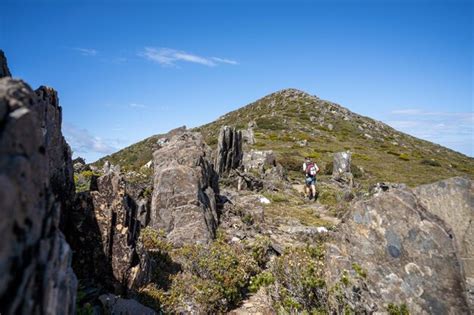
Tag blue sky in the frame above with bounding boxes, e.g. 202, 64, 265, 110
1, 0, 472, 162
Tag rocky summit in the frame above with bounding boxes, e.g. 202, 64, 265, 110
0, 50, 473, 314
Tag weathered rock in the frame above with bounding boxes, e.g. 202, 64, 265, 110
0, 50, 11, 78
0, 78, 77, 315
242, 150, 276, 173
70, 170, 150, 292
99, 293, 156, 315
332, 151, 353, 187
216, 126, 243, 174
325, 180, 471, 314
73, 156, 89, 172
151, 132, 220, 246
413, 177, 474, 309
34, 86, 75, 228
241, 121, 256, 145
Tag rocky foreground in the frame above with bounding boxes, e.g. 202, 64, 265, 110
0, 51, 473, 314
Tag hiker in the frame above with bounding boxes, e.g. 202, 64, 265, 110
303, 157, 319, 200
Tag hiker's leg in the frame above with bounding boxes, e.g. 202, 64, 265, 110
311, 184, 316, 198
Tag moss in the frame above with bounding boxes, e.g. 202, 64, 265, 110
140, 227, 172, 252
398, 153, 410, 161
318, 189, 338, 206
340, 270, 350, 286
351, 263, 367, 278
387, 303, 410, 315
263, 192, 289, 203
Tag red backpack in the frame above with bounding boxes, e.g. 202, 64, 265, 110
306, 162, 317, 176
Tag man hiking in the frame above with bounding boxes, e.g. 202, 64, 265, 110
303, 157, 319, 200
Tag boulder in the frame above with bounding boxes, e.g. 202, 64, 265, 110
70, 170, 150, 292
0, 78, 77, 315
325, 180, 471, 314
99, 294, 156, 315
332, 151, 353, 186
0, 50, 11, 78
241, 121, 256, 145
150, 132, 220, 246
216, 126, 243, 174
242, 150, 276, 173
413, 177, 474, 309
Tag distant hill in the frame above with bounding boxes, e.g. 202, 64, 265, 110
94, 88, 474, 187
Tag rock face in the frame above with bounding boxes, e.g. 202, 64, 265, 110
34, 86, 75, 228
216, 126, 243, 174
241, 121, 256, 145
0, 78, 76, 315
151, 132, 220, 246
0, 50, 11, 78
70, 169, 150, 292
414, 177, 474, 309
325, 180, 471, 314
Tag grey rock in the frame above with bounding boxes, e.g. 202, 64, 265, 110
216, 126, 243, 174
99, 294, 156, 315
241, 121, 256, 145
242, 150, 276, 173
414, 177, 474, 309
332, 151, 352, 183
0, 78, 76, 315
0, 50, 11, 78
150, 132, 220, 246
70, 170, 150, 292
326, 180, 471, 314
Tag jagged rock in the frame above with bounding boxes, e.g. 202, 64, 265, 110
70, 170, 150, 292
0, 78, 76, 315
33, 86, 76, 228
150, 132, 220, 246
99, 294, 156, 315
0, 50, 11, 78
73, 156, 89, 172
216, 126, 243, 174
325, 179, 471, 314
413, 177, 474, 309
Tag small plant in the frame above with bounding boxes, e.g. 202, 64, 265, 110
351, 262, 367, 278
387, 303, 410, 315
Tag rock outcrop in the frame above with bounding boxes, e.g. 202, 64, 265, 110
150, 132, 220, 246
414, 177, 474, 309
70, 169, 150, 292
325, 179, 472, 314
332, 151, 353, 186
0, 78, 76, 315
241, 121, 256, 145
34, 86, 75, 228
216, 126, 243, 174
242, 150, 276, 173
0, 50, 11, 78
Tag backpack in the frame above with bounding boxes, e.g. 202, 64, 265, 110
305, 162, 318, 176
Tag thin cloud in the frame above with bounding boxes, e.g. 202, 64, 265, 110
139, 47, 238, 67
129, 103, 147, 109
73, 47, 98, 56
385, 110, 474, 156
63, 123, 117, 156
211, 57, 239, 65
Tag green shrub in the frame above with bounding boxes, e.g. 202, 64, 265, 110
255, 117, 284, 130
271, 246, 327, 313
279, 154, 302, 172
323, 162, 333, 175
249, 271, 275, 293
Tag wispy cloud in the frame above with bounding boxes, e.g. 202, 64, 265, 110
63, 123, 117, 157
386, 109, 474, 156
139, 47, 238, 67
129, 103, 147, 109
73, 47, 98, 56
